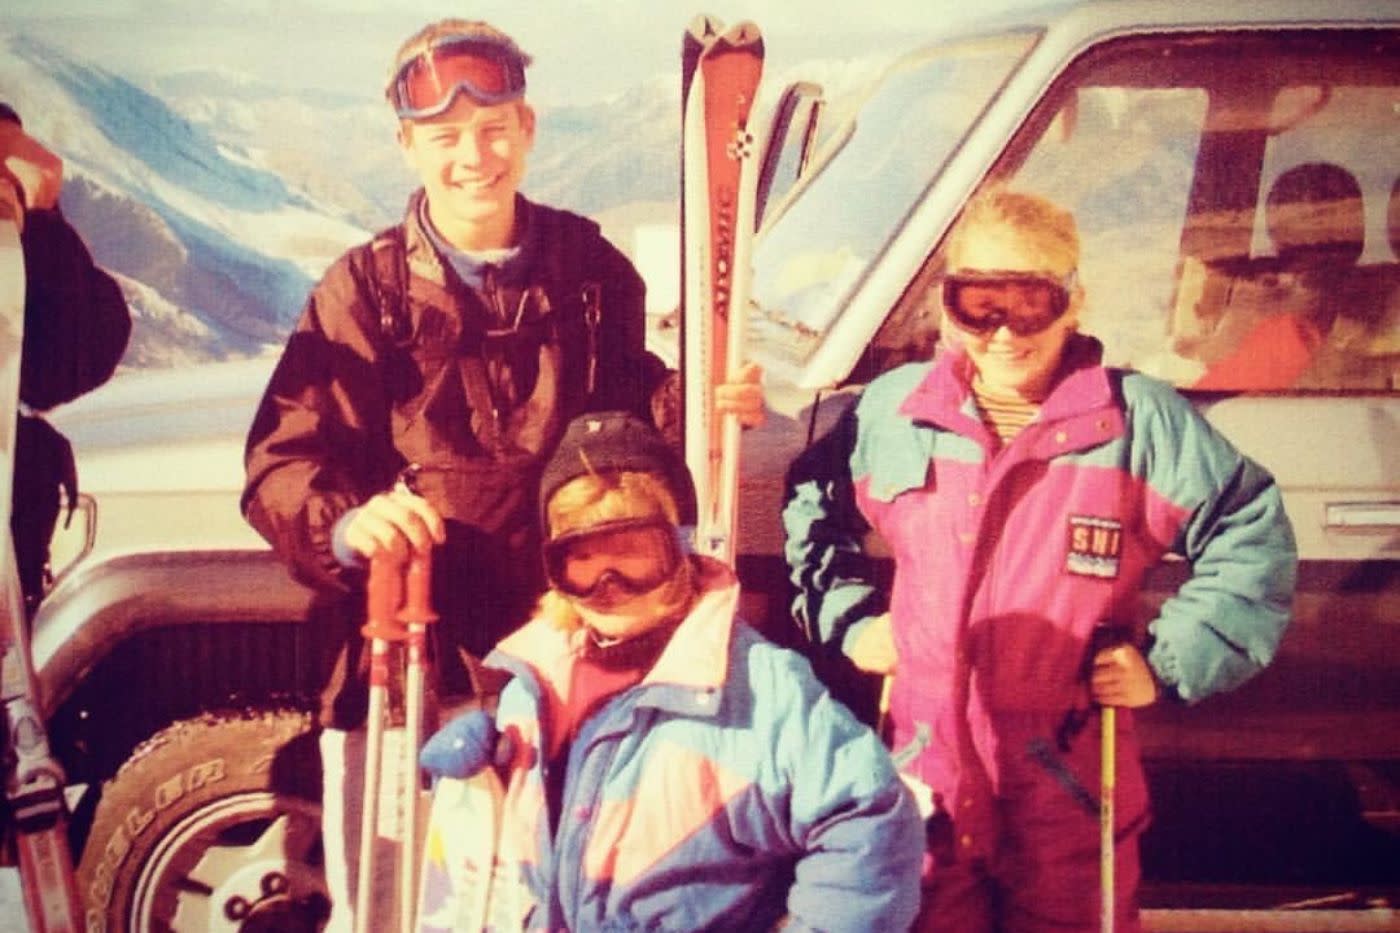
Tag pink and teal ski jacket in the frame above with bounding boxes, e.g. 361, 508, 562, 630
479, 557, 923, 931
783, 336, 1296, 862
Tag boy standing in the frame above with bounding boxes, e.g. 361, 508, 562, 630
241, 19, 759, 928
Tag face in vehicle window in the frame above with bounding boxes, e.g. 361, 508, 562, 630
942, 30, 1400, 394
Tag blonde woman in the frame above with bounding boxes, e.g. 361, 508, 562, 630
783, 190, 1297, 932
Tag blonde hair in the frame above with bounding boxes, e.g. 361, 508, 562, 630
545, 471, 680, 540
386, 19, 533, 98
947, 189, 1080, 276
538, 471, 695, 633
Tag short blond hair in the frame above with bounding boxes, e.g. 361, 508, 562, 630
386, 19, 532, 98
545, 471, 681, 541
948, 189, 1080, 275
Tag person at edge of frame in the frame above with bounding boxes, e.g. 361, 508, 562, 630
0, 102, 131, 616
781, 188, 1297, 932
416, 409, 924, 931
239, 19, 764, 932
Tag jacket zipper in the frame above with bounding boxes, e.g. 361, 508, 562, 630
552, 697, 635, 925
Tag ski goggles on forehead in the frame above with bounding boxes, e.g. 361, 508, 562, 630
387, 36, 527, 118
941, 268, 1076, 337
544, 518, 683, 600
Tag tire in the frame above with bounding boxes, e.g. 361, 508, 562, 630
76, 708, 330, 932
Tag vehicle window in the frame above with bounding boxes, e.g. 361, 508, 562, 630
917, 30, 1400, 393
748, 31, 1039, 368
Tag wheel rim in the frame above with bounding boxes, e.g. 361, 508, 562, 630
129, 791, 329, 932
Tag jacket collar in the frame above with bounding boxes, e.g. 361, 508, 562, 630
400, 190, 543, 290
899, 333, 1114, 430
401, 189, 448, 288
642, 556, 738, 691
492, 556, 739, 698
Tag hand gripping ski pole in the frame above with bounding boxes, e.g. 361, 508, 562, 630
354, 553, 405, 933
398, 552, 438, 932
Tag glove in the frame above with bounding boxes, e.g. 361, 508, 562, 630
419, 709, 497, 779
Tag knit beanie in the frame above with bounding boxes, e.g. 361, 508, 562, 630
539, 411, 696, 530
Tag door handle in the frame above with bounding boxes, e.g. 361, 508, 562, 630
1325, 502, 1400, 529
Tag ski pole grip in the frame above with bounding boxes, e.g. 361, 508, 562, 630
361, 552, 407, 641
1079, 621, 1134, 682
398, 550, 439, 627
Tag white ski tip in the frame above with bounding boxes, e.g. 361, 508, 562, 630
688, 13, 725, 41
720, 21, 763, 46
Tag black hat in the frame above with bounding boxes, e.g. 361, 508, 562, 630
539, 411, 696, 528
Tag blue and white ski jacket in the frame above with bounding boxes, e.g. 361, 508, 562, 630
457, 557, 924, 931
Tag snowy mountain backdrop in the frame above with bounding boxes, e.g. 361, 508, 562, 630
0, 29, 880, 370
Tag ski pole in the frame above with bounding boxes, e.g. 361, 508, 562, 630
355, 552, 404, 933
1101, 701, 1115, 933
876, 673, 893, 743
1086, 622, 1131, 933
398, 549, 438, 933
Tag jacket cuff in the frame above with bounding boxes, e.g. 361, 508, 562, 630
330, 506, 367, 569
1145, 631, 1185, 703
298, 491, 363, 591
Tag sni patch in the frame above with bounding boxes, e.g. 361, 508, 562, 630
1066, 515, 1122, 579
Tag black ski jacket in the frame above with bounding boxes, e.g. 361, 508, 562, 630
242, 192, 666, 725
12, 206, 131, 608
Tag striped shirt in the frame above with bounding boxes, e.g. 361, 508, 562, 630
971, 375, 1044, 443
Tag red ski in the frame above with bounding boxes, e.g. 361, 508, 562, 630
681, 20, 765, 562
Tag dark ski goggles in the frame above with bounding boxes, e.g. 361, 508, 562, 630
941, 268, 1076, 337
544, 518, 683, 599
387, 36, 527, 118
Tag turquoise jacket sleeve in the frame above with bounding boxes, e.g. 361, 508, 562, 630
758, 644, 924, 931
781, 400, 888, 663
1132, 378, 1298, 702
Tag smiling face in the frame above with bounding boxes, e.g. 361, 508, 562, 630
944, 195, 1083, 399
398, 94, 535, 251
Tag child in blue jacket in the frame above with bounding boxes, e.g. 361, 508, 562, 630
420, 410, 924, 931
